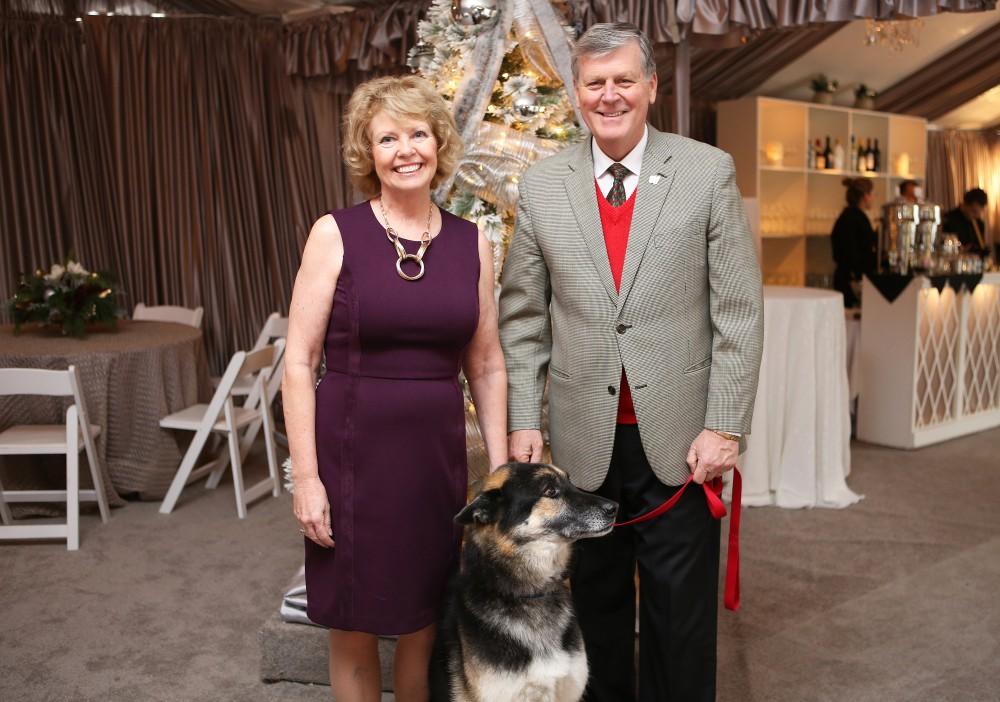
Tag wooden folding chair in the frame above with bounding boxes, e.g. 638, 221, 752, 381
133, 302, 204, 329
158, 341, 283, 518
0, 366, 111, 550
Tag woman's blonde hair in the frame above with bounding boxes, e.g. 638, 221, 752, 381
342, 75, 463, 197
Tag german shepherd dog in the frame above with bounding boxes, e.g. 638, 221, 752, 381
429, 462, 619, 702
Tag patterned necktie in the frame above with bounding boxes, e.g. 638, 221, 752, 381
607, 162, 629, 207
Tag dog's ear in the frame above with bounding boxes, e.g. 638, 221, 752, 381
455, 489, 501, 525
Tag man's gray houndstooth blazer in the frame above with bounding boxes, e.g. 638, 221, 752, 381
498, 126, 764, 490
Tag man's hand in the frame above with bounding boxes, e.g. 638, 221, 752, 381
686, 429, 738, 484
508, 429, 544, 464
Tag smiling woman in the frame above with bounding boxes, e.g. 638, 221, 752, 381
281, 73, 509, 702
341, 75, 462, 200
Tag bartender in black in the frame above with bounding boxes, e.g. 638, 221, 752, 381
831, 177, 878, 308
942, 188, 989, 256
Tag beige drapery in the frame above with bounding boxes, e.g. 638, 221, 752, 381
0, 15, 373, 372
926, 129, 1000, 251
283, 1, 423, 80
877, 23, 1000, 121
0, 18, 115, 299
571, 0, 995, 40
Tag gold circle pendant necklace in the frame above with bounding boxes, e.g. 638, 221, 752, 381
377, 197, 435, 281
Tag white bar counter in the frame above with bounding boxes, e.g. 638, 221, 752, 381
858, 272, 1000, 448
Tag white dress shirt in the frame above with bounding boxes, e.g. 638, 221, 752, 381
593, 125, 648, 200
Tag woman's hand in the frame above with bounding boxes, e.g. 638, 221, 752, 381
294, 476, 335, 548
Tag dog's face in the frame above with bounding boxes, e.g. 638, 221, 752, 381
456, 463, 618, 542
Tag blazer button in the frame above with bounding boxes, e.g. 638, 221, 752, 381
616, 323, 629, 334
607, 386, 616, 395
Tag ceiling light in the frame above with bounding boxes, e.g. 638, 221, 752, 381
864, 18, 923, 52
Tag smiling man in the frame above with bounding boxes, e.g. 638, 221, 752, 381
499, 22, 764, 702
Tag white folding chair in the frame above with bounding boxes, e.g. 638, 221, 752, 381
0, 366, 111, 550
212, 312, 288, 397
133, 302, 204, 329
158, 341, 284, 518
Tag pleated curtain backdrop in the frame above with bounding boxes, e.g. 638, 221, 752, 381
0, 18, 119, 308
926, 129, 1000, 250
1, 15, 370, 373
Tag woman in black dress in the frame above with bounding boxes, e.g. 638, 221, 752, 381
831, 177, 877, 308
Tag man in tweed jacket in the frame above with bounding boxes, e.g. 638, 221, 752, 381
498, 23, 763, 702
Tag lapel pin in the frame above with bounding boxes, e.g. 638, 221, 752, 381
649, 174, 661, 185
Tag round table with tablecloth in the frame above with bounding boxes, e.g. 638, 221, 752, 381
0, 321, 210, 503
738, 287, 863, 509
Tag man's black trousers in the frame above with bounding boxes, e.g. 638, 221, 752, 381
571, 424, 721, 702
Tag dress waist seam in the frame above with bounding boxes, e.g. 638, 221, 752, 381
323, 368, 459, 381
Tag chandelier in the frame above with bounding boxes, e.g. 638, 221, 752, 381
864, 17, 924, 51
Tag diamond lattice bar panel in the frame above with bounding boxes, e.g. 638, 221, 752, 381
915, 288, 960, 428
964, 283, 1000, 416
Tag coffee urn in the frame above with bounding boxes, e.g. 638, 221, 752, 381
880, 203, 919, 274
914, 204, 941, 271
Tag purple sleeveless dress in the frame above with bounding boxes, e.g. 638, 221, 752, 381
304, 201, 479, 634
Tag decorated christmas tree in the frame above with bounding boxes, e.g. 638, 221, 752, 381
408, 0, 584, 279
409, 1, 583, 474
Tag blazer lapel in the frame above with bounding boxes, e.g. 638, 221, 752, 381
564, 143, 618, 305
617, 131, 676, 314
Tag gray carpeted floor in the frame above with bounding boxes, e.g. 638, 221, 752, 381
1, 427, 998, 701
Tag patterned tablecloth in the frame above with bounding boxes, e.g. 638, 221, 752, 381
0, 321, 210, 503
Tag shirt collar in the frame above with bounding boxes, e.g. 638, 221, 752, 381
592, 125, 648, 179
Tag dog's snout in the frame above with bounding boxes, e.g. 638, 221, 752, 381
600, 499, 618, 519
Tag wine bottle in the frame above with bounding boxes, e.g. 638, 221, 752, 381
865, 139, 875, 172
849, 135, 857, 172
858, 139, 867, 173
823, 136, 833, 170
873, 138, 881, 173
833, 139, 845, 170
815, 139, 826, 170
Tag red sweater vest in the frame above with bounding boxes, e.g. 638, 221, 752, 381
595, 180, 638, 424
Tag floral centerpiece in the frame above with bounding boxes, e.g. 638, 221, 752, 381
8, 257, 123, 337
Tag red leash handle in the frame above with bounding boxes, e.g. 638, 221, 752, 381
612, 469, 742, 611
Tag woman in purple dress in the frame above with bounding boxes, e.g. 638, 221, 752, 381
283, 75, 507, 701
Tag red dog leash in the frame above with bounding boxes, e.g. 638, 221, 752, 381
613, 469, 742, 611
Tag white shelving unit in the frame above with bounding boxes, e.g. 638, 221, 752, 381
717, 96, 927, 286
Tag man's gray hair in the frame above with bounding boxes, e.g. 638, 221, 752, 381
571, 22, 656, 83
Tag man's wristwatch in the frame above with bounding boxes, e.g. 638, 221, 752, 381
709, 429, 740, 443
